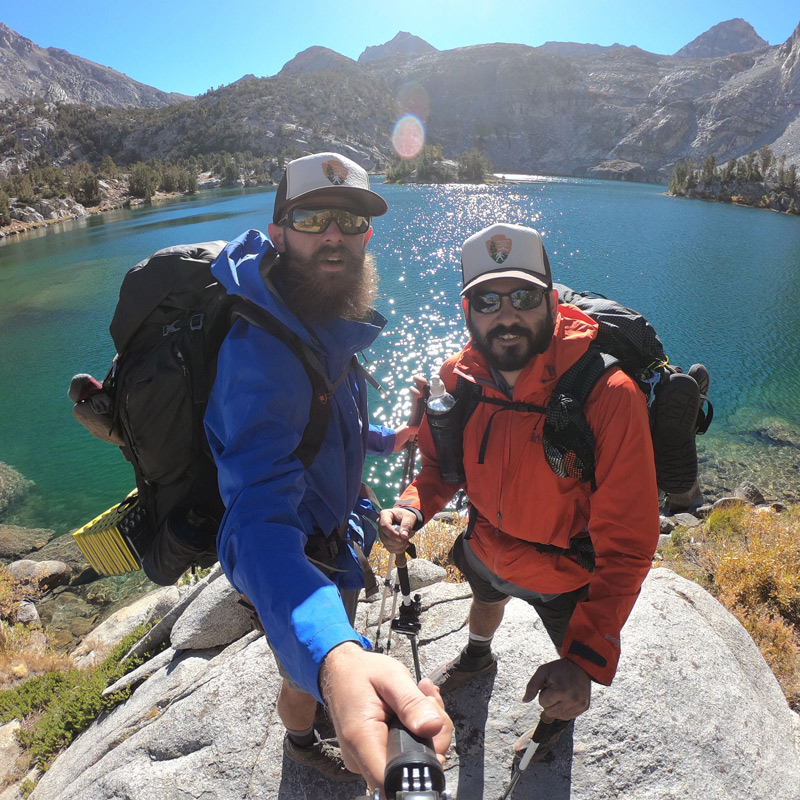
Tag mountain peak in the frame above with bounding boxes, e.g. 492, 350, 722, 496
278, 46, 358, 76
358, 31, 437, 63
674, 18, 768, 59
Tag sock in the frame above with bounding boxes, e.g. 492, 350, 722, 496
287, 725, 316, 748
464, 632, 494, 663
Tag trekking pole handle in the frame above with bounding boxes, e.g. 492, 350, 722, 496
531, 712, 558, 743
407, 376, 429, 430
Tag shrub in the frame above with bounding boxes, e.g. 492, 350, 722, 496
75, 174, 101, 207
0, 567, 23, 621
656, 505, 800, 709
0, 623, 161, 770
128, 162, 159, 200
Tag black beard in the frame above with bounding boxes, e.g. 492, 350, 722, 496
467, 317, 555, 372
276, 243, 378, 323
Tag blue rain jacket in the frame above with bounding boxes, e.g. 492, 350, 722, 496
204, 229, 393, 701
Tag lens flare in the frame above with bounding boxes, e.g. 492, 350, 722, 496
392, 114, 425, 160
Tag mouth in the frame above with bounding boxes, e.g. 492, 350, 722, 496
317, 249, 347, 272
491, 328, 525, 346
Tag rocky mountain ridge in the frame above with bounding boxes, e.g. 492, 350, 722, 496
0, 23, 187, 108
2, 18, 800, 183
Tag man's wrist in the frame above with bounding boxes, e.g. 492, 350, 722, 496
319, 641, 366, 704
397, 505, 425, 530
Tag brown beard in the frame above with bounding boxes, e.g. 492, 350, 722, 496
467, 315, 555, 372
277, 242, 378, 323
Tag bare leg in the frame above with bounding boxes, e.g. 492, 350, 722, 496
468, 595, 510, 637
277, 680, 318, 731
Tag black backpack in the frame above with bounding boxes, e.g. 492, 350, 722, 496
433, 284, 712, 497
95, 241, 336, 584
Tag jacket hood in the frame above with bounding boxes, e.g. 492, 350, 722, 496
211, 228, 386, 362
454, 303, 599, 394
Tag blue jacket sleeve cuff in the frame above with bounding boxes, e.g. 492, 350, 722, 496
367, 423, 396, 456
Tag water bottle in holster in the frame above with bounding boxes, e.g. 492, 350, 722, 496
426, 375, 467, 484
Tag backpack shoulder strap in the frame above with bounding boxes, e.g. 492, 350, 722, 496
541, 347, 620, 491
556, 346, 620, 405
230, 299, 333, 468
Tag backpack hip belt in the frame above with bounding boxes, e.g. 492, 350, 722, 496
464, 504, 596, 573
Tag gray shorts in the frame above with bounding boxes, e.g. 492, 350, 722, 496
450, 533, 589, 650
267, 587, 361, 693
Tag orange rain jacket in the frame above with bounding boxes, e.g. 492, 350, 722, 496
399, 303, 660, 685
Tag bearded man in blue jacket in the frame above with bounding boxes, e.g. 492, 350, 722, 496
204, 152, 451, 789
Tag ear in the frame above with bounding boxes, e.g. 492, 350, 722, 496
363, 226, 373, 247
461, 296, 470, 323
548, 289, 558, 323
268, 223, 285, 253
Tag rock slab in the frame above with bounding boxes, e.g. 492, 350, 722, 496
28, 569, 800, 800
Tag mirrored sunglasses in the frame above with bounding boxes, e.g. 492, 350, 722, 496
468, 287, 546, 314
279, 207, 371, 235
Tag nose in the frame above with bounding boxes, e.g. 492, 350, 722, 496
494, 295, 520, 322
320, 219, 345, 242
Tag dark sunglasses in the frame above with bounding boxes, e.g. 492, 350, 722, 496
468, 287, 547, 314
279, 207, 371, 235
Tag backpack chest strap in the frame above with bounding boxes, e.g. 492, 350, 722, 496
475, 395, 548, 464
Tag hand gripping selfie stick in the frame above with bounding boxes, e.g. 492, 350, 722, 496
355, 720, 452, 800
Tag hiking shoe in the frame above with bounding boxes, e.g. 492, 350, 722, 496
282, 733, 361, 782
652, 371, 701, 495
687, 363, 713, 435
428, 648, 498, 694
687, 363, 709, 396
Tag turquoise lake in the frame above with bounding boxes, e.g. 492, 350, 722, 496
1, 179, 799, 535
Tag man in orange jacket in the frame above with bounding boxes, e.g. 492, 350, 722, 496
379, 222, 659, 731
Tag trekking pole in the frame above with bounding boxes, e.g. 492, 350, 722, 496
373, 553, 396, 651
375, 378, 427, 654
391, 550, 423, 682
498, 712, 570, 800
401, 377, 428, 491
497, 732, 538, 800
355, 719, 451, 800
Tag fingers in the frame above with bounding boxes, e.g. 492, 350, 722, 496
522, 658, 592, 720
322, 648, 453, 794
522, 662, 547, 702
415, 678, 453, 765
410, 374, 428, 396
378, 509, 416, 554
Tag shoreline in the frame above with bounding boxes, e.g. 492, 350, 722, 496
1, 172, 669, 241
0, 190, 190, 241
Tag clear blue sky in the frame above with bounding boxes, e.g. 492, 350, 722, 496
2, 1, 798, 97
